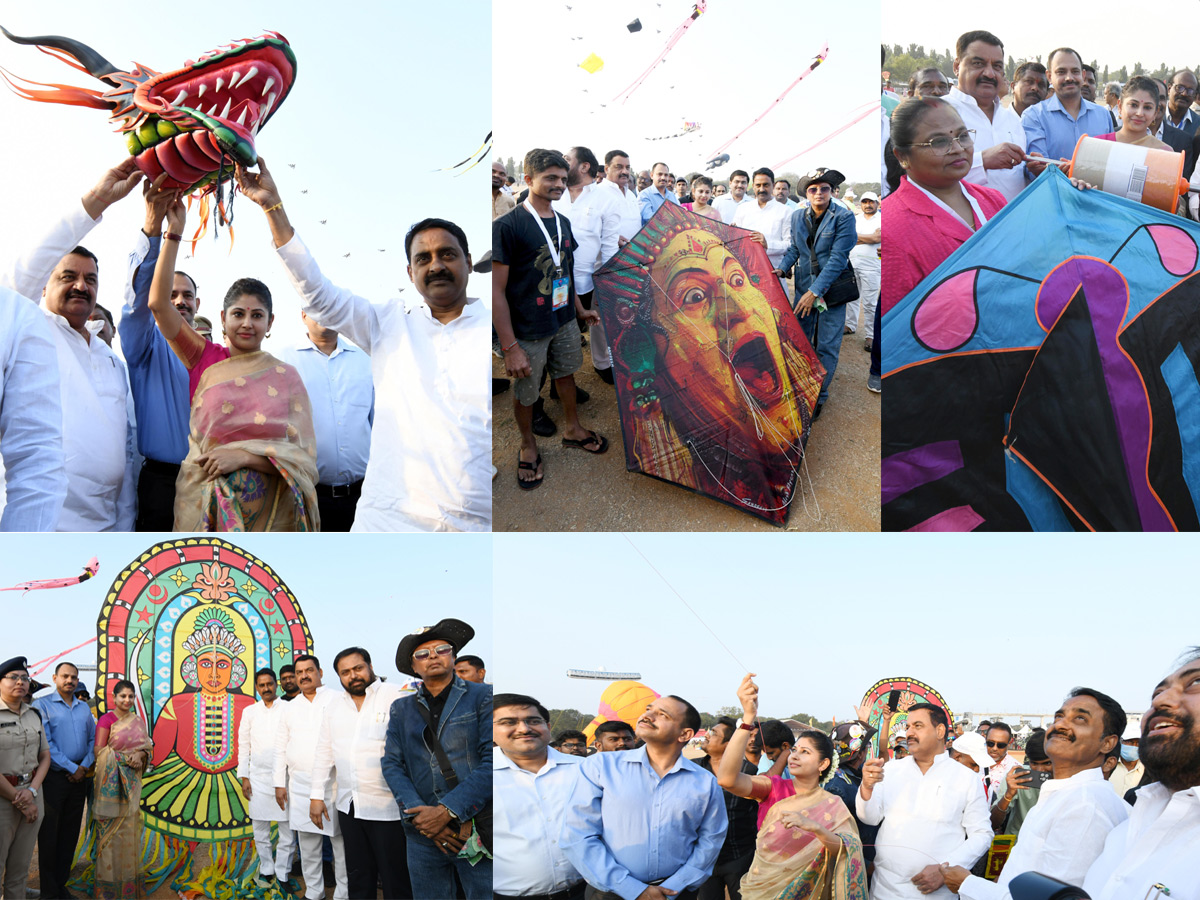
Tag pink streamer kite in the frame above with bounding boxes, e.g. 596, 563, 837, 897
770, 101, 879, 171
28, 638, 99, 677
1, 556, 99, 592
612, 1, 707, 105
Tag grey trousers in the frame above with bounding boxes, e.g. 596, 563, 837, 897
0, 793, 44, 899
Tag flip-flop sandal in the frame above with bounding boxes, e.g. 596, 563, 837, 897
562, 430, 608, 454
517, 452, 544, 490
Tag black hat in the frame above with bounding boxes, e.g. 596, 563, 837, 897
0, 656, 29, 679
395, 619, 474, 677
797, 168, 846, 195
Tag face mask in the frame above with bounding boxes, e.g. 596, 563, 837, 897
1120, 744, 1139, 762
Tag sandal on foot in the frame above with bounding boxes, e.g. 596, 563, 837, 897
562, 430, 608, 454
517, 452, 544, 490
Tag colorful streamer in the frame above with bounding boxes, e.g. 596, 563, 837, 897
612, 1, 707, 105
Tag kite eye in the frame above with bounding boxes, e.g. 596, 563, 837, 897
729, 272, 745, 289
682, 287, 707, 306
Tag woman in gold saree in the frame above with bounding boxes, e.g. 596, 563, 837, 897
93, 679, 153, 900
148, 189, 319, 530
740, 730, 867, 900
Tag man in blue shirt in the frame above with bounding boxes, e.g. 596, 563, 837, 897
119, 184, 201, 529
1023, 47, 1114, 178
561, 695, 727, 900
279, 313, 374, 531
34, 661, 95, 900
637, 162, 680, 224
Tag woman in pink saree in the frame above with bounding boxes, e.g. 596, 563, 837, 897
93, 679, 153, 900
148, 190, 319, 530
740, 730, 867, 900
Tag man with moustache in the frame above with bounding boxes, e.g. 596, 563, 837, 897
909, 67, 951, 99
847, 192, 881, 351
273, 655, 348, 900
636, 170, 652, 192
310, 647, 414, 899
1084, 649, 1200, 900
1164, 70, 1200, 137
454, 655, 487, 684
733, 167, 794, 279
493, 692, 585, 900
495, 160, 517, 220
856, 703, 991, 900
602, 150, 643, 243
638, 162, 681, 225
1009, 63, 1049, 117
278, 664, 299, 701
1024, 47, 1113, 177
713, 170, 752, 223
592, 721, 637, 753
695, 717, 757, 900
941, 688, 1130, 900
561, 695, 727, 900
773, 179, 800, 209
237, 668, 295, 889
382, 619, 492, 899
945, 30, 1029, 201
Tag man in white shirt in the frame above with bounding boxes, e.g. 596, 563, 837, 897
3, 159, 143, 531
237, 157, 490, 532
601, 150, 643, 243
278, 313, 374, 531
713, 170, 751, 223
0, 285, 67, 531
857, 703, 991, 899
943, 687, 1131, 900
310, 647, 414, 900
733, 167, 794, 277
1108, 721, 1145, 797
846, 192, 881, 348
272, 655, 348, 900
945, 30, 1029, 201
237, 668, 295, 889
1085, 650, 1200, 900
773, 179, 800, 209
493, 692, 585, 900
555, 146, 623, 384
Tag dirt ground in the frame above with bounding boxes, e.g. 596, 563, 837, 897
492, 309, 881, 532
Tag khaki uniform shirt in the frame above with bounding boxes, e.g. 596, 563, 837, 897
0, 702, 47, 778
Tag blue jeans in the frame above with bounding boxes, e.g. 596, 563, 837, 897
405, 828, 491, 899
799, 302, 847, 404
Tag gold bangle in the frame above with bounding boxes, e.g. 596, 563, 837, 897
265, 201, 283, 213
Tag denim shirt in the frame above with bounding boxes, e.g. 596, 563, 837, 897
778, 202, 857, 298
381, 675, 492, 824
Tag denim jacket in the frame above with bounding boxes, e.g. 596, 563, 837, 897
381, 675, 492, 825
778, 202, 857, 298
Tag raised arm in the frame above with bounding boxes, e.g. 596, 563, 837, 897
717, 673, 774, 800
147, 193, 189, 345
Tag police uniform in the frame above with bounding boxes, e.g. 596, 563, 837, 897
0, 657, 49, 900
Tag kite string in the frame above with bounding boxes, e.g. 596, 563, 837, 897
770, 103, 879, 171
622, 533, 751, 673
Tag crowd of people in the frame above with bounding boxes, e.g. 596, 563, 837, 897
0, 617, 492, 899
494, 649, 1200, 900
0, 158, 490, 533
492, 146, 882, 491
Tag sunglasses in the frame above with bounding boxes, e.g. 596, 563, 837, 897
986, 740, 1009, 749
412, 644, 454, 661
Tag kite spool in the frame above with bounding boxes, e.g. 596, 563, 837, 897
1068, 135, 1187, 212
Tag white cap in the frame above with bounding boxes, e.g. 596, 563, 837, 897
861, 191, 880, 203
1123, 720, 1141, 741
952, 732, 996, 772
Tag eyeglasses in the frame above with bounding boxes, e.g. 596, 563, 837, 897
1172, 84, 1197, 97
2, 675, 31, 683
412, 644, 454, 661
911, 129, 976, 154
986, 740, 1009, 749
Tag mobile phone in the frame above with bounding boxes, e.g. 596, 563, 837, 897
887, 689, 902, 710
1017, 768, 1051, 790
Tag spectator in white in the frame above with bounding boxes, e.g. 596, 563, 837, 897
2, 159, 144, 531
1084, 648, 1200, 900
278, 312, 374, 532
309, 647, 414, 900
1009, 63, 1049, 117
0, 284, 67, 531
1108, 720, 1145, 796
1105, 82, 1122, 121
856, 703, 991, 900
713, 170, 751, 223
495, 161, 517, 220
237, 157, 490, 532
909, 67, 951, 99
982, 722, 1022, 802
949, 730, 996, 783
733, 167, 794, 278
945, 30, 1028, 201
942, 687, 1131, 900
847, 192, 881, 351
272, 654, 348, 900
602, 150, 643, 243
773, 179, 800, 209
1165, 70, 1200, 137
555, 146, 622, 385
493, 692, 586, 900
237, 668, 295, 890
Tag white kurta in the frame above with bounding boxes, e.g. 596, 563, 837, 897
309, 679, 413, 820
713, 192, 751, 224
945, 87, 1029, 202
237, 699, 289, 822
273, 686, 339, 835
553, 181, 622, 293
601, 179, 643, 241
960, 767, 1129, 900
733, 199, 796, 270
857, 753, 993, 900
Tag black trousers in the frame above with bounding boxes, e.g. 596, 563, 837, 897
586, 886, 697, 900
337, 803, 410, 899
38, 768, 90, 898
697, 850, 755, 900
316, 481, 363, 532
135, 459, 180, 531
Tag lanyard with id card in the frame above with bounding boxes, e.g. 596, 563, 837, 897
523, 200, 571, 311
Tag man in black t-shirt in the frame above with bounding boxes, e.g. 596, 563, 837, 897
494, 148, 608, 490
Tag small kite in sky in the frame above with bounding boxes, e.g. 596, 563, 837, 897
627, 18, 642, 32
1, 557, 99, 593
579, 53, 604, 74
612, 1, 707, 104
437, 131, 492, 177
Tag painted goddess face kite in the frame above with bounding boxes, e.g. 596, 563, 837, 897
2, 26, 296, 194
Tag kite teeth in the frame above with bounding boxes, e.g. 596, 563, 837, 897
207, 103, 219, 116
261, 76, 275, 97
244, 66, 259, 85
215, 76, 225, 92
236, 106, 248, 126
228, 70, 242, 88
220, 97, 232, 119
172, 89, 188, 106
197, 83, 207, 99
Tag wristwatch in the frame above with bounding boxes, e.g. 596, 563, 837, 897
735, 718, 755, 732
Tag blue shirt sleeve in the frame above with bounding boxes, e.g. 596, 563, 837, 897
639, 190, 655, 224
660, 775, 729, 895
1022, 105, 1049, 178
33, 697, 74, 773
559, 758, 646, 900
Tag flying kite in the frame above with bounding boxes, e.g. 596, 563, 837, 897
860, 677, 953, 758
581, 680, 660, 741
579, 53, 604, 74
1, 557, 99, 592
566, 668, 643, 680
612, 1, 707, 104
648, 120, 701, 141
627, 19, 643, 32
884, 166, 1200, 531
707, 43, 828, 160
705, 152, 730, 171
437, 130, 492, 176
592, 202, 824, 525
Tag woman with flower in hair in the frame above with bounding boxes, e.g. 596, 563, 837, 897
94, 679, 153, 899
